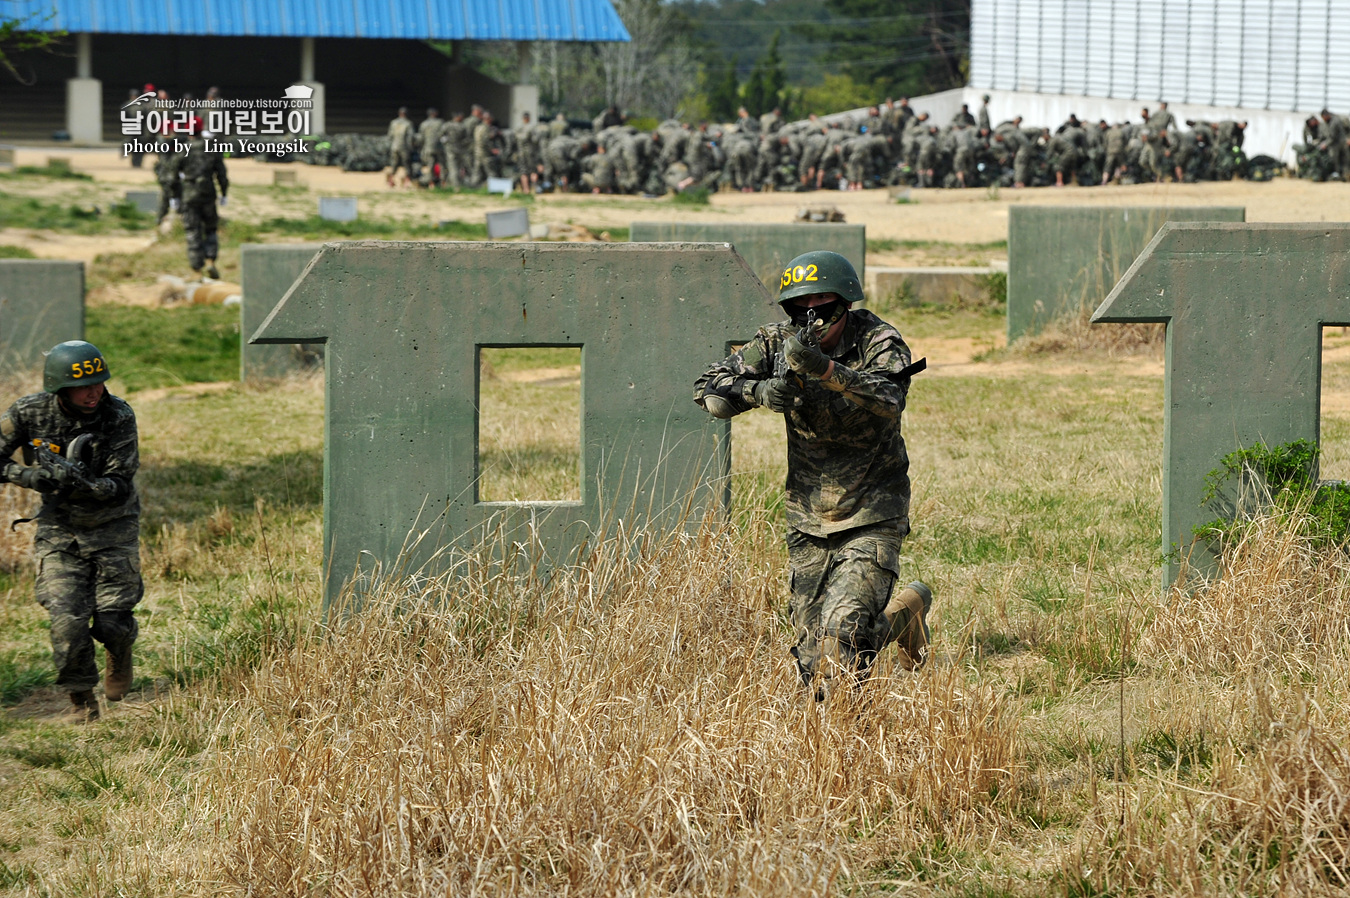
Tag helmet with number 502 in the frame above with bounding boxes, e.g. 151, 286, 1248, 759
777, 250, 864, 310
44, 341, 110, 393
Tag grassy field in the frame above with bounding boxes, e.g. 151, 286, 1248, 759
3, 178, 1350, 892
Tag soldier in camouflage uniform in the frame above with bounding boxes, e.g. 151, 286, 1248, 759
386, 107, 414, 187
154, 145, 181, 225
1, 342, 141, 723
167, 122, 228, 279
417, 108, 446, 188
694, 252, 932, 698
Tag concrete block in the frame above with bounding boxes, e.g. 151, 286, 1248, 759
240, 244, 324, 381
251, 242, 772, 605
0, 261, 85, 376
630, 222, 865, 297
486, 207, 529, 238
124, 190, 159, 214
868, 266, 1000, 308
1008, 205, 1246, 342
1093, 222, 1350, 587
319, 197, 357, 222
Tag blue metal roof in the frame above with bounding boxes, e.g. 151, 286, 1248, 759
12, 0, 629, 40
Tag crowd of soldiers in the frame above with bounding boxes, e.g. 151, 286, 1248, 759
295, 96, 1292, 192
1295, 108, 1350, 181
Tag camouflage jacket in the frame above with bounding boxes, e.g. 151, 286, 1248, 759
171, 138, 228, 206
0, 392, 141, 541
694, 309, 912, 537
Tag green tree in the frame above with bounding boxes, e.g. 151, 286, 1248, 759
800, 0, 968, 99
1, 4, 62, 84
705, 60, 740, 122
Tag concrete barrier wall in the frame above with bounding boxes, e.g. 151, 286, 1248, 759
868, 266, 1002, 309
1008, 205, 1245, 342
0, 261, 84, 377
251, 241, 774, 605
240, 244, 324, 381
630, 222, 865, 295
1094, 222, 1350, 588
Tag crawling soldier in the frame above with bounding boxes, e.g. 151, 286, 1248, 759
1, 341, 141, 722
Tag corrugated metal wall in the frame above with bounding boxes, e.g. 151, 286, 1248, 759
971, 0, 1350, 111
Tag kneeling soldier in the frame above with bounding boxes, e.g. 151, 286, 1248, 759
1, 342, 142, 722
694, 252, 931, 697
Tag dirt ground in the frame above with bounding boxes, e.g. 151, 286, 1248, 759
13, 146, 1350, 269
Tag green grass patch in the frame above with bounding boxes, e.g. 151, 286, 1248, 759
0, 192, 153, 233
673, 187, 710, 206
87, 304, 240, 391
0, 651, 53, 706
0, 245, 35, 259
0, 161, 92, 181
237, 214, 488, 241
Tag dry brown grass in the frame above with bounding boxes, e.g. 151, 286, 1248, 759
200, 515, 1021, 896
1018, 303, 1165, 356
1067, 511, 1350, 896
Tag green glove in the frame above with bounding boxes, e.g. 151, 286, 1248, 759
784, 333, 831, 379
752, 377, 803, 413
4, 463, 62, 494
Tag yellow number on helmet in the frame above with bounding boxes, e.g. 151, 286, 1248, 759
70, 362, 83, 378
804, 264, 818, 281
793, 266, 805, 283
82, 360, 95, 375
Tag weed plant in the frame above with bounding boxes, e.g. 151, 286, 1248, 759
673, 187, 711, 206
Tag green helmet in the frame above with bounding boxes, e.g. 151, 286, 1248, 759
777, 250, 864, 309
44, 341, 110, 393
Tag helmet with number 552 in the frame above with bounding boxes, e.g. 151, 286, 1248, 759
44, 340, 110, 393
777, 250, 864, 310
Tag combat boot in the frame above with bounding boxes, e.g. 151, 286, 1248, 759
69, 689, 99, 723
883, 581, 933, 670
105, 645, 133, 702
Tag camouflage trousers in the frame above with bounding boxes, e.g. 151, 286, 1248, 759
34, 532, 142, 693
180, 201, 219, 271
787, 519, 906, 687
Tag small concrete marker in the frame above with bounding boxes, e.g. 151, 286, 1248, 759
486, 208, 530, 239
251, 241, 771, 605
318, 197, 358, 222
124, 190, 159, 214
1009, 205, 1245, 342
1093, 222, 1350, 588
0, 261, 85, 376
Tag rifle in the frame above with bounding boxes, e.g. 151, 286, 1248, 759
25, 433, 98, 493
774, 307, 819, 386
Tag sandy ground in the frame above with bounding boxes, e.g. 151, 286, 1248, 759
12, 146, 1350, 270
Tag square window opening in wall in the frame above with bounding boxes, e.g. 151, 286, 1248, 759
477, 345, 582, 504
1320, 327, 1350, 482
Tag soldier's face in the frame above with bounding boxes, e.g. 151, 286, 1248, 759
62, 383, 105, 413
790, 293, 850, 346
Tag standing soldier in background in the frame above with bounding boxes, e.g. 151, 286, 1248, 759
0, 342, 142, 723
417, 108, 446, 188
386, 107, 414, 188
977, 94, 992, 132
169, 119, 228, 279
153, 143, 181, 226
443, 112, 471, 188
693, 252, 932, 699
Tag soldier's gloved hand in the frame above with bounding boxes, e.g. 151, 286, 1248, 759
784, 333, 831, 379
751, 377, 803, 413
218, 195, 228, 206
169, 198, 179, 211
4, 463, 62, 494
